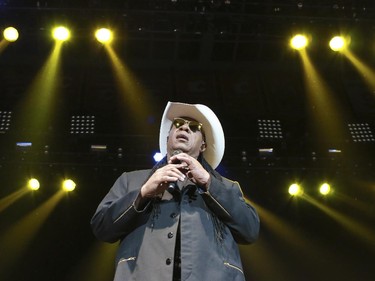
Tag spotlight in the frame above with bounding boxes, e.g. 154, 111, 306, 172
329, 36, 348, 52
3, 27, 19, 42
153, 152, 163, 162
62, 179, 76, 192
95, 28, 113, 44
52, 26, 70, 41
28, 178, 40, 191
319, 183, 332, 195
290, 34, 308, 50
288, 183, 303, 196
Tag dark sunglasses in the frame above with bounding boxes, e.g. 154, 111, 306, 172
172, 118, 203, 132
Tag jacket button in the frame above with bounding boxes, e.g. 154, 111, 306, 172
168, 232, 174, 239
170, 212, 177, 218
166, 258, 172, 265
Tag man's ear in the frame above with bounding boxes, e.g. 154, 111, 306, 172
200, 141, 207, 152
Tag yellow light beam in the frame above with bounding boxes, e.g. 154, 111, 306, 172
252, 201, 331, 256
343, 49, 375, 95
104, 45, 151, 133
244, 201, 342, 281
0, 188, 29, 213
302, 193, 375, 248
0, 190, 65, 275
65, 242, 117, 281
335, 191, 374, 218
0, 40, 9, 54
240, 238, 294, 281
298, 49, 347, 143
13, 42, 63, 138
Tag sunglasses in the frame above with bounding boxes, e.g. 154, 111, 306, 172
172, 118, 203, 132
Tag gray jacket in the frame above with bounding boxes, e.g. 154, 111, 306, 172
91, 169, 260, 281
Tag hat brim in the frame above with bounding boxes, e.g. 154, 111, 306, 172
159, 102, 225, 169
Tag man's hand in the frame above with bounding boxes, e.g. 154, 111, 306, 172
169, 153, 211, 189
140, 163, 187, 198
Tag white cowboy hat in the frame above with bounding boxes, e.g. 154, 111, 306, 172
159, 101, 225, 169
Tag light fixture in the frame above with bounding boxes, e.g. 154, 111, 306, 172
288, 183, 303, 196
90, 144, 107, 152
52, 26, 70, 41
290, 34, 308, 50
348, 123, 374, 143
28, 178, 40, 191
319, 183, 332, 195
62, 179, 76, 192
258, 119, 283, 139
16, 142, 32, 151
0, 110, 12, 133
153, 152, 163, 162
95, 28, 113, 44
70, 115, 95, 134
3, 27, 19, 42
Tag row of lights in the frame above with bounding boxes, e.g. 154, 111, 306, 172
2, 111, 374, 142
290, 34, 350, 51
0, 27, 358, 51
1, 109, 374, 142
288, 183, 332, 196
2, 26, 113, 43
27, 178, 76, 191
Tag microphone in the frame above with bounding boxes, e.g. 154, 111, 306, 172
167, 149, 183, 194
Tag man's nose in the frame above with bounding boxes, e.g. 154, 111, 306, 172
179, 123, 190, 131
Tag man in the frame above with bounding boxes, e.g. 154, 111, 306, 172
91, 102, 260, 281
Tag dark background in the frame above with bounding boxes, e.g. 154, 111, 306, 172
0, 1, 374, 281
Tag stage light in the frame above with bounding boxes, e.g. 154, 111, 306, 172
3, 27, 19, 42
290, 34, 308, 50
95, 28, 113, 44
70, 115, 95, 134
90, 144, 107, 152
62, 179, 76, 192
28, 178, 40, 191
348, 123, 374, 143
288, 183, 303, 196
319, 183, 331, 195
0, 110, 12, 133
153, 152, 163, 162
258, 148, 274, 158
258, 119, 283, 139
52, 26, 70, 41
329, 36, 347, 52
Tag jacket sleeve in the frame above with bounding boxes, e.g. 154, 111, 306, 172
90, 172, 152, 243
200, 175, 260, 244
